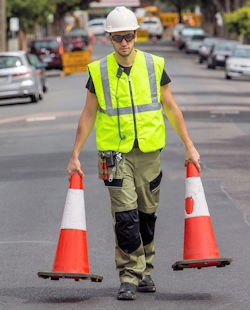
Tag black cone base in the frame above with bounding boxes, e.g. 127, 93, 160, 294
38, 271, 103, 282
172, 257, 232, 271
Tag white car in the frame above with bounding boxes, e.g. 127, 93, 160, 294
88, 18, 106, 36
0, 51, 42, 103
139, 17, 163, 39
225, 45, 250, 79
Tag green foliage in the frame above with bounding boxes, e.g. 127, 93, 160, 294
6, 0, 92, 32
6, 0, 54, 31
224, 4, 250, 37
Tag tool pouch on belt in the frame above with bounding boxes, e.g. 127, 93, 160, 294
98, 151, 123, 185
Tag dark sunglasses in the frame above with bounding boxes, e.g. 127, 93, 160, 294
111, 33, 135, 43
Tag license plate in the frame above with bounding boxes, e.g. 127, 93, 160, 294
0, 76, 7, 83
42, 56, 52, 62
217, 55, 225, 61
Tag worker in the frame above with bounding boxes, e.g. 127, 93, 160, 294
67, 6, 200, 301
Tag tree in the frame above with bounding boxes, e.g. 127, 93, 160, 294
223, 2, 250, 42
160, 0, 200, 22
6, 0, 53, 33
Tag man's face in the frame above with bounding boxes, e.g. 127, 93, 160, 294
109, 31, 137, 57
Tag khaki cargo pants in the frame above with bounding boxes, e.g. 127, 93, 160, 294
98, 148, 162, 286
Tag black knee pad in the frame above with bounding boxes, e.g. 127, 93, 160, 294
115, 209, 141, 254
139, 211, 157, 246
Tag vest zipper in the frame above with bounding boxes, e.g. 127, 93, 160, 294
128, 75, 138, 140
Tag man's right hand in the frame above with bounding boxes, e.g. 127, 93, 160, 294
67, 157, 84, 182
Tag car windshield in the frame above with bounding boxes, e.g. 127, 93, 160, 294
70, 28, 87, 35
182, 28, 204, 36
215, 42, 238, 51
192, 35, 205, 41
33, 40, 59, 52
203, 38, 217, 46
142, 20, 158, 24
89, 23, 104, 27
0, 56, 23, 69
232, 48, 250, 58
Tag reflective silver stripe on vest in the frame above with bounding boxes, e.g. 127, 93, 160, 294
99, 52, 160, 116
98, 102, 161, 116
100, 57, 112, 111
143, 52, 158, 104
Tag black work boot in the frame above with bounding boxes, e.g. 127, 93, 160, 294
137, 275, 156, 292
117, 282, 137, 300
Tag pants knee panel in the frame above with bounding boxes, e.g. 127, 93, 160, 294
115, 209, 141, 254
139, 211, 157, 246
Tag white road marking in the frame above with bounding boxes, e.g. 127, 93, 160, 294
0, 240, 56, 245
26, 116, 56, 122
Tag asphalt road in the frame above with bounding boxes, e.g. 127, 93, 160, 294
0, 39, 250, 310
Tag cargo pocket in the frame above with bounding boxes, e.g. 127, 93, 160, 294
149, 170, 162, 192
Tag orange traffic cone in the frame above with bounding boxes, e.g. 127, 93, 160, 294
38, 173, 103, 282
91, 34, 96, 44
102, 35, 107, 45
172, 162, 232, 270
152, 35, 157, 44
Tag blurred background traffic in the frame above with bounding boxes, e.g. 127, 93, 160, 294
0, 0, 249, 104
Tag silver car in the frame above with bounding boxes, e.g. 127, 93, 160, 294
225, 45, 250, 79
0, 51, 42, 103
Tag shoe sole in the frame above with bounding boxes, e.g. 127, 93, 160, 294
117, 293, 136, 300
137, 286, 156, 293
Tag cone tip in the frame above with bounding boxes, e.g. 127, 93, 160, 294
186, 162, 200, 178
69, 173, 83, 189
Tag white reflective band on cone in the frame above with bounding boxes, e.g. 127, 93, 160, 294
185, 177, 210, 218
60, 189, 87, 230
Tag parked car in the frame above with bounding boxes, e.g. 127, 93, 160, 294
69, 28, 90, 46
27, 53, 48, 93
178, 27, 205, 50
0, 51, 42, 103
139, 17, 163, 39
172, 23, 185, 43
62, 34, 85, 52
198, 37, 219, 64
88, 18, 106, 36
29, 37, 64, 70
225, 45, 250, 79
207, 40, 240, 69
185, 34, 206, 54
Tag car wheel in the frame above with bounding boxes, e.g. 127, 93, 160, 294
199, 57, 203, 64
43, 84, 48, 93
157, 35, 162, 40
30, 93, 39, 103
225, 73, 231, 80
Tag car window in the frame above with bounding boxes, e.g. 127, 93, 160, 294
33, 40, 59, 52
182, 28, 204, 36
27, 54, 41, 66
0, 56, 23, 69
233, 48, 250, 58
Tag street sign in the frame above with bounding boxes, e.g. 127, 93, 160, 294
10, 17, 19, 32
62, 51, 91, 75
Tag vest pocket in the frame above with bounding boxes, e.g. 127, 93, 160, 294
149, 170, 162, 192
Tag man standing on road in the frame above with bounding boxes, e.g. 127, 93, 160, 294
67, 6, 200, 301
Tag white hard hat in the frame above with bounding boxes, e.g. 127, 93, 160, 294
105, 6, 140, 33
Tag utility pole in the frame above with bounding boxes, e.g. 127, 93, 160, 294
0, 0, 6, 51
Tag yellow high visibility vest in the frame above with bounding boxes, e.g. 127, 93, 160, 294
88, 49, 166, 153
